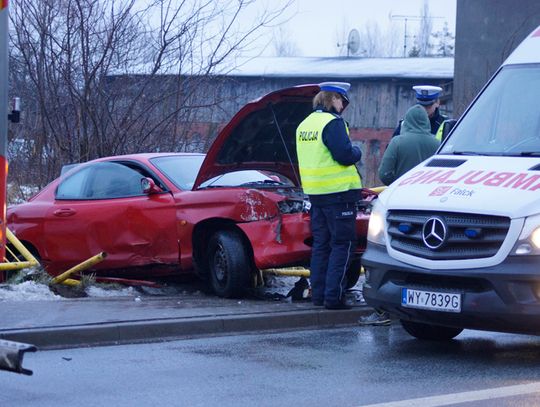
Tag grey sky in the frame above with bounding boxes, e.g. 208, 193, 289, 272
247, 0, 457, 57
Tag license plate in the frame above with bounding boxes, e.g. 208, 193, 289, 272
401, 288, 461, 313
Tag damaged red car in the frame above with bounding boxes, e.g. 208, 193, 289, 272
7, 84, 375, 297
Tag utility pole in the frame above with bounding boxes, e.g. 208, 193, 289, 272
391, 14, 443, 57
0, 0, 9, 278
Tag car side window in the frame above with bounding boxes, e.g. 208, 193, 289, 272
56, 166, 92, 199
56, 162, 145, 200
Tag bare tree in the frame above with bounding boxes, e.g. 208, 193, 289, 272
358, 21, 383, 57
272, 25, 300, 57
416, 0, 433, 56
8, 0, 292, 195
431, 21, 455, 57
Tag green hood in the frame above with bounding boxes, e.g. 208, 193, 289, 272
401, 104, 431, 135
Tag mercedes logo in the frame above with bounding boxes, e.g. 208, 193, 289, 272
422, 217, 448, 250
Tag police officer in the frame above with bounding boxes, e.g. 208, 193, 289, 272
393, 85, 448, 141
296, 82, 362, 310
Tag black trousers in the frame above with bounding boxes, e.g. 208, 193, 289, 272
309, 201, 357, 305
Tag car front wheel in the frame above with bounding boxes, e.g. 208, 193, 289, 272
207, 230, 252, 298
400, 319, 463, 341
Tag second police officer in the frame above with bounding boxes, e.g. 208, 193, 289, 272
393, 85, 448, 141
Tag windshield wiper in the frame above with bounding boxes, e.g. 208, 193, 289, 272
240, 180, 284, 186
452, 151, 504, 156
517, 151, 540, 156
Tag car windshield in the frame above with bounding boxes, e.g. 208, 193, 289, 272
199, 170, 292, 188
150, 155, 205, 190
440, 64, 540, 156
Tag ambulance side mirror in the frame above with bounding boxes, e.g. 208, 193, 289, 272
441, 119, 457, 142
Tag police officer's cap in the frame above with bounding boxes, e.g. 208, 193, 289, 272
319, 81, 351, 103
413, 85, 442, 106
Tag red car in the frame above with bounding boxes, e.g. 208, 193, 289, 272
7, 84, 374, 297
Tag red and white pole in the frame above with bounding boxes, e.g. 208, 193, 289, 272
0, 0, 10, 280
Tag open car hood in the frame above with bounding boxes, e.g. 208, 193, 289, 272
193, 84, 320, 189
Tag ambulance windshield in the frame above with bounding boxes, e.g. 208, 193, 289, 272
440, 64, 540, 156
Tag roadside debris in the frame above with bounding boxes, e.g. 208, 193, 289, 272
0, 339, 36, 375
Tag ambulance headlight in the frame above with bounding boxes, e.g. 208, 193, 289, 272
512, 214, 540, 255
367, 199, 387, 245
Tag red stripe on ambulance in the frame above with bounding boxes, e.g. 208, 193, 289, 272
399, 170, 540, 191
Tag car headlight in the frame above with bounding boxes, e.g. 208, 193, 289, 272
277, 199, 310, 214
367, 198, 387, 245
512, 214, 540, 255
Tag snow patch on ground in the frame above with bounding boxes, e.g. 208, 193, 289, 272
264, 275, 301, 296
0, 271, 365, 302
0, 281, 139, 301
85, 286, 137, 297
0, 281, 63, 301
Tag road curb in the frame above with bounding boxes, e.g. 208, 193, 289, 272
0, 306, 373, 349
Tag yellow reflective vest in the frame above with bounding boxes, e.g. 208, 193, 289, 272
435, 122, 444, 142
296, 111, 362, 195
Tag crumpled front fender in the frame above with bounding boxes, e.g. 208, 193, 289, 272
237, 212, 311, 270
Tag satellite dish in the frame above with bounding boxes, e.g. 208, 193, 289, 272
347, 29, 360, 55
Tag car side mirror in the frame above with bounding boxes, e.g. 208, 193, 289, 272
141, 177, 162, 195
441, 119, 457, 142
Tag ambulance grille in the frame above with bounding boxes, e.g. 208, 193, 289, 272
387, 210, 510, 260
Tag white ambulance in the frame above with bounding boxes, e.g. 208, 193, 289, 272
362, 25, 540, 340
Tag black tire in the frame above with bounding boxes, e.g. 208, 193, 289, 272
5, 242, 40, 263
400, 319, 463, 341
207, 230, 252, 298
345, 258, 361, 289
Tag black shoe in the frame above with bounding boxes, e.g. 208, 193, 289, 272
324, 301, 352, 310
313, 300, 324, 306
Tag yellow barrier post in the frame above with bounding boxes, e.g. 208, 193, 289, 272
367, 186, 386, 194
51, 252, 107, 285
0, 228, 40, 271
262, 268, 311, 278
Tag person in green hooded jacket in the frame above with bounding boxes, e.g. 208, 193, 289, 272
378, 104, 440, 186
359, 104, 440, 327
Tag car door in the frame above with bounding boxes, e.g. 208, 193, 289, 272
42, 161, 179, 272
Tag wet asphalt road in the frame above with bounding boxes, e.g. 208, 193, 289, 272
3, 324, 540, 407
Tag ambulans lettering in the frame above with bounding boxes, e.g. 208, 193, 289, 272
483, 172, 515, 187
426, 170, 456, 184
417, 170, 443, 184
398, 169, 540, 191
446, 170, 475, 184
502, 173, 540, 189
298, 130, 318, 141
398, 171, 425, 185
463, 171, 496, 185
529, 182, 540, 191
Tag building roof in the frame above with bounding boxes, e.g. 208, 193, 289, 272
226, 56, 454, 79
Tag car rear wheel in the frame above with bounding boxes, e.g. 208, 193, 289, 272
345, 258, 361, 289
207, 230, 252, 298
400, 319, 463, 341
